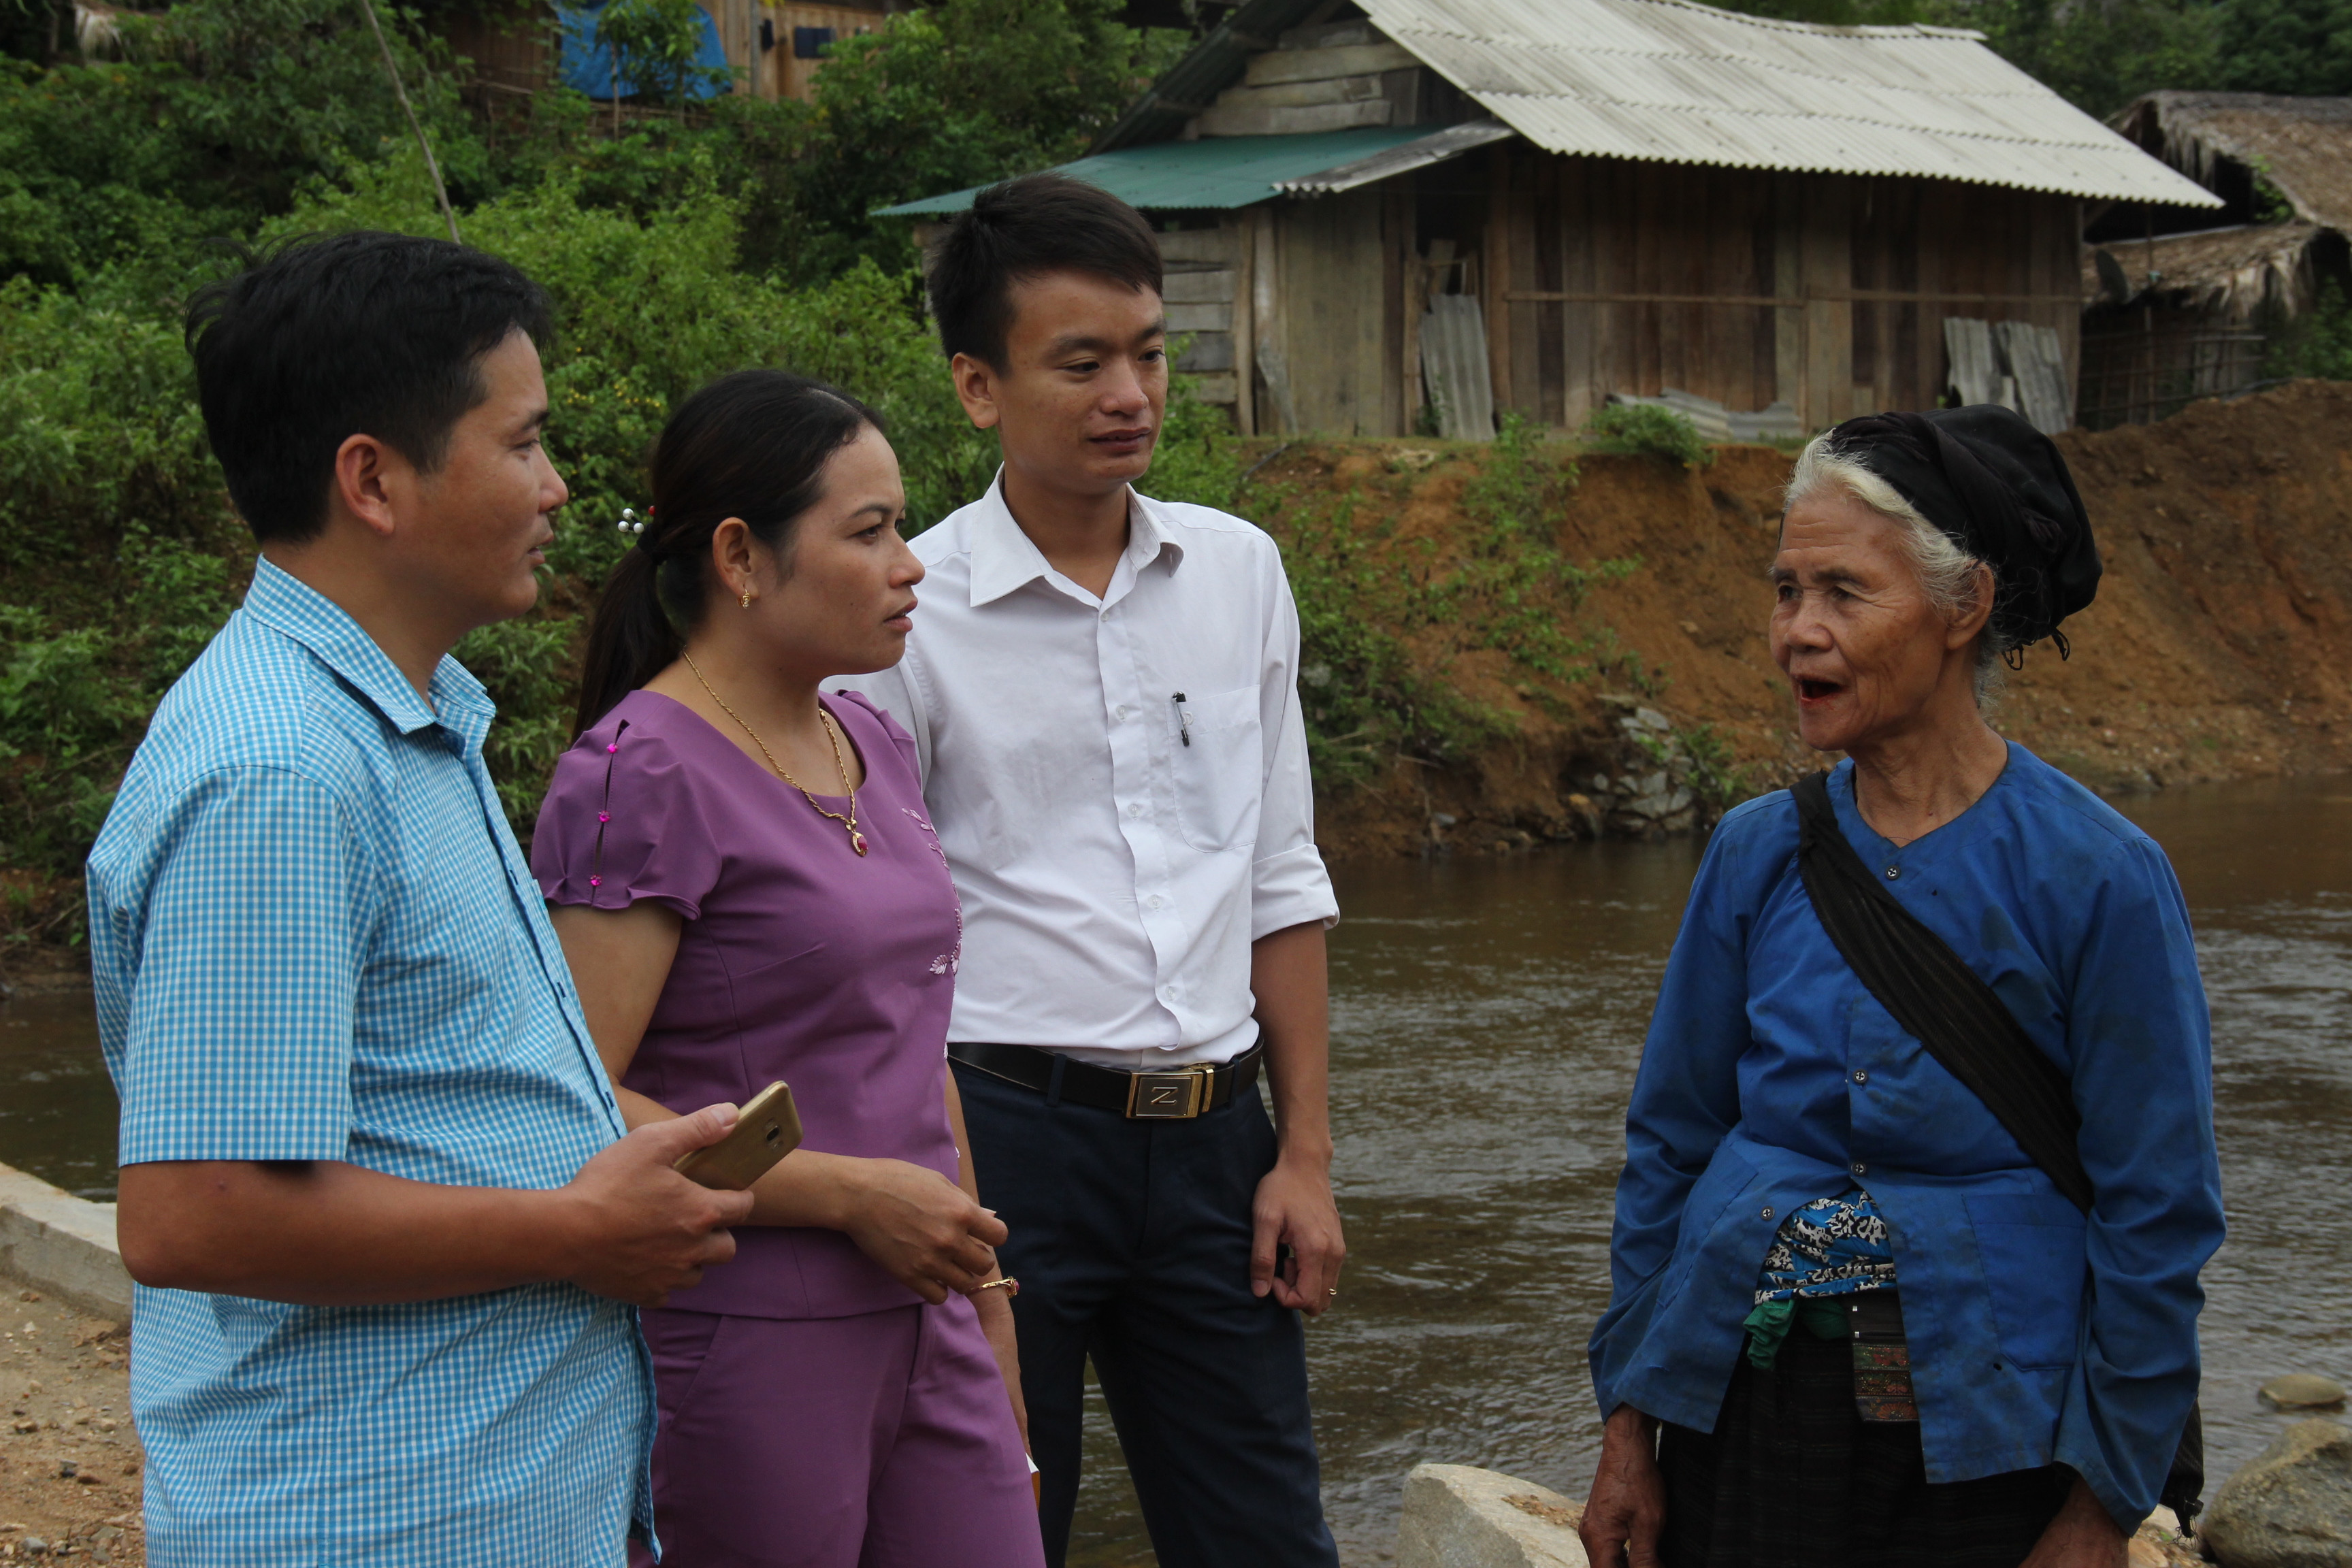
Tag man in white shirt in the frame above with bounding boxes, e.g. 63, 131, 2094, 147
833, 174, 1344, 1567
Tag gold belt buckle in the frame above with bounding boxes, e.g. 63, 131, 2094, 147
1126, 1064, 1212, 1119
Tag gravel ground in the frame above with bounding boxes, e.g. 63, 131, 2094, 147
0, 1284, 140, 1564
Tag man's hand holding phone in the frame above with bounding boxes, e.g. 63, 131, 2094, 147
558, 1105, 760, 1307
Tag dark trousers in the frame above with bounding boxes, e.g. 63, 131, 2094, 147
1659, 1321, 2073, 1568
952, 1062, 1341, 1568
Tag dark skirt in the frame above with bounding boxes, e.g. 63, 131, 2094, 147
1659, 1318, 2073, 1568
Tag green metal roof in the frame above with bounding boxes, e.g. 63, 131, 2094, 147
874, 127, 1439, 216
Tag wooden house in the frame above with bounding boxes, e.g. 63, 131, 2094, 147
2080, 93, 2352, 427
439, 0, 885, 106
883, 0, 2214, 438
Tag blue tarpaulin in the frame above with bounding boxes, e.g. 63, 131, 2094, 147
557, 3, 730, 102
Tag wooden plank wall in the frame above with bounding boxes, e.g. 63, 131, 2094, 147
1264, 188, 1406, 436
1845, 180, 2082, 419
440, 1, 881, 104
1160, 227, 1244, 414
1481, 144, 2084, 434
439, 4, 553, 97
766, 2, 886, 103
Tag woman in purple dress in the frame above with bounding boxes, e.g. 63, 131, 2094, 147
532, 372, 1044, 1568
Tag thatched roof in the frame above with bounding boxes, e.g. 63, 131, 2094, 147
2114, 92, 2352, 231
2082, 220, 2320, 317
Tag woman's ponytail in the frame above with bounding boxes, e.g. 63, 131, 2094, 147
570, 370, 885, 736
573, 544, 680, 738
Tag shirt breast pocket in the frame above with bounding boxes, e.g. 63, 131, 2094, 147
1173, 684, 1264, 853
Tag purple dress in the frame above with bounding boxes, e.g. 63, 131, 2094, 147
534, 689, 1041, 1568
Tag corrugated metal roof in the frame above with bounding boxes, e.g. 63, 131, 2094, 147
1360, 0, 2221, 204
874, 127, 1439, 215
1274, 120, 1516, 194
2114, 93, 2352, 231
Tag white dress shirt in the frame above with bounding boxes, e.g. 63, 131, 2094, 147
832, 475, 1339, 1069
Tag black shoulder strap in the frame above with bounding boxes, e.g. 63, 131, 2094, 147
1789, 772, 2094, 1213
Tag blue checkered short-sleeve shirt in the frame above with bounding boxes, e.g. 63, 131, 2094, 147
86, 559, 653, 1568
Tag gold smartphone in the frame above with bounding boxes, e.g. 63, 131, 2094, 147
672, 1081, 802, 1191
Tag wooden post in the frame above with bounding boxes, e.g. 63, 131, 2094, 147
1774, 172, 1804, 424
1251, 206, 1288, 435
1402, 252, 1424, 436
1483, 144, 1512, 431
1385, 184, 1410, 437
1230, 211, 1256, 437
1800, 178, 1852, 431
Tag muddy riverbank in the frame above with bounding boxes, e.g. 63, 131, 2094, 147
1301, 380, 2352, 857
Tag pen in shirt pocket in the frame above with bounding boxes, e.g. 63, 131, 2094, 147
1171, 693, 1190, 746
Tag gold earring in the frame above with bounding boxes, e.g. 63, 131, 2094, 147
740, 590, 753, 609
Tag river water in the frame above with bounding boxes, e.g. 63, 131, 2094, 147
4, 774, 2349, 1564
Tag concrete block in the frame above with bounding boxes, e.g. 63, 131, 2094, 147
0, 1160, 132, 1320
1396, 1463, 1589, 1568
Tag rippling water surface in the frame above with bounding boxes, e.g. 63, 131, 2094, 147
5, 774, 2349, 1565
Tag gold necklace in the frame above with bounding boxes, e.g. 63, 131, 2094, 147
680, 651, 866, 857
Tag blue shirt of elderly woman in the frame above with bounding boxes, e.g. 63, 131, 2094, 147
1580, 406, 2223, 1568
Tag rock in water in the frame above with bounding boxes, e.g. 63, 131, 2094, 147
1395, 1463, 1588, 1567
2264, 1376, 2350, 1411
2202, 1418, 2352, 1568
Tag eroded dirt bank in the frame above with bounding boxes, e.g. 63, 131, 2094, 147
1300, 380, 2352, 858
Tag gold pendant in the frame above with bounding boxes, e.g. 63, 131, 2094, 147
851, 830, 868, 857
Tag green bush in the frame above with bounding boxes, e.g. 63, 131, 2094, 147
0, 0, 1485, 937
1254, 428, 1644, 787
1254, 481, 1517, 787
594, 0, 734, 105
1582, 403, 1715, 470
0, 130, 1247, 898
0, 0, 481, 289
2267, 277, 2352, 383
770, 0, 1188, 282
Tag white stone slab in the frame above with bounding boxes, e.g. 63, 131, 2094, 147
1396, 1463, 1590, 1568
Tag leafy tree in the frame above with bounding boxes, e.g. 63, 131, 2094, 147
1962, 0, 2224, 114
0, 0, 482, 287
2211, 0, 2352, 93
593, 0, 732, 106
2268, 278, 2352, 380
771, 0, 1187, 281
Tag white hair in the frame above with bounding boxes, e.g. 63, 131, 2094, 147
1782, 434, 2016, 700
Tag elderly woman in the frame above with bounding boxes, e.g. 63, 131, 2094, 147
1579, 407, 2224, 1568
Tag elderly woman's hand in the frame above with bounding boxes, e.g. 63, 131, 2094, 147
1580, 1405, 1667, 1567
2017, 1476, 2127, 1568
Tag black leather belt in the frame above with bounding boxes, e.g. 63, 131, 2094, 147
949, 1040, 1264, 1120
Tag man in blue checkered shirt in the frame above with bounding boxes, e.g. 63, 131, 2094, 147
84, 233, 756, 1567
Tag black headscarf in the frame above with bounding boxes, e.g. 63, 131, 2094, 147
1825, 406, 2100, 661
